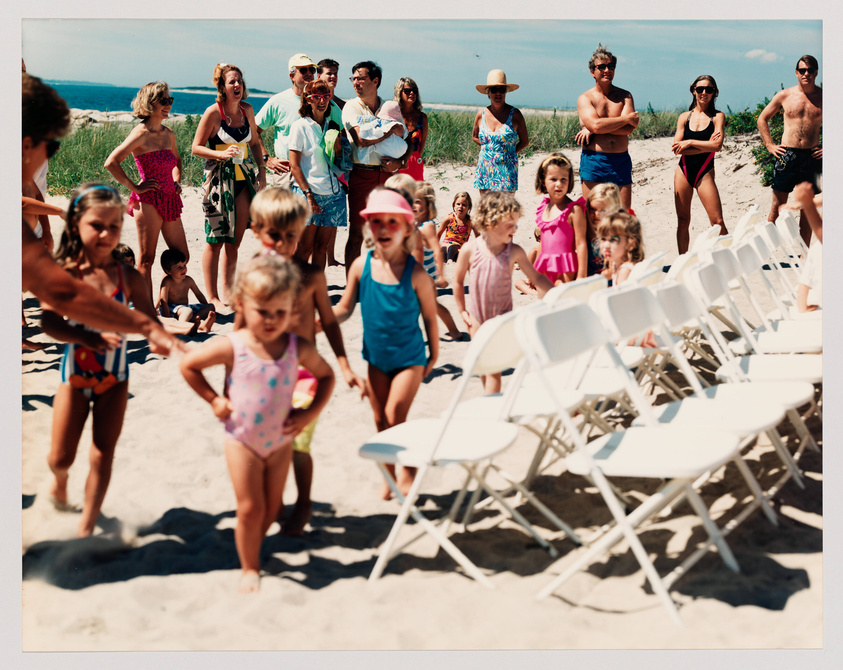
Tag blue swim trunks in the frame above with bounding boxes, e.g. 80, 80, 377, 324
163, 303, 209, 319
579, 149, 633, 186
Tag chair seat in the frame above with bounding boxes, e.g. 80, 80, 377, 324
522, 361, 628, 401
698, 381, 815, 411
752, 320, 822, 354
359, 418, 520, 468
566, 426, 740, 480
716, 354, 823, 385
634, 396, 785, 435
451, 385, 585, 422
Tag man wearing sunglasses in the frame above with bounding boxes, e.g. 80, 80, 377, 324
341, 60, 405, 271
757, 54, 822, 245
575, 44, 639, 210
255, 53, 319, 186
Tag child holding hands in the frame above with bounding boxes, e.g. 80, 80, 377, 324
454, 191, 552, 393
180, 254, 335, 592
40, 184, 160, 536
334, 187, 439, 498
244, 187, 366, 535
158, 248, 216, 333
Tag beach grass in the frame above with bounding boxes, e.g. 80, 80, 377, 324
47, 105, 770, 195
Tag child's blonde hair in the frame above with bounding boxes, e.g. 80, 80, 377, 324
452, 191, 472, 214
534, 152, 575, 195
249, 187, 310, 235
414, 181, 437, 220
596, 210, 645, 263
586, 183, 622, 214
361, 186, 418, 255
131, 82, 171, 120
472, 191, 522, 234
231, 254, 301, 306
383, 173, 416, 205
56, 183, 124, 265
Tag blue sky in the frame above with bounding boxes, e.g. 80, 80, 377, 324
22, 18, 821, 112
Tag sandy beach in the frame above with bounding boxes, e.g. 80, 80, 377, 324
21, 131, 822, 652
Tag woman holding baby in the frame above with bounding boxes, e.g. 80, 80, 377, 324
289, 79, 348, 268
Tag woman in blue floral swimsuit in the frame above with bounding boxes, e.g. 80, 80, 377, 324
471, 69, 529, 193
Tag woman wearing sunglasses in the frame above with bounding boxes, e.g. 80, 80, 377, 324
671, 75, 728, 254
288, 80, 348, 269
471, 69, 529, 194
105, 82, 189, 299
394, 77, 428, 181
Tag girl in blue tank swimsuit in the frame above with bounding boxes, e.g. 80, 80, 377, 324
671, 75, 729, 254
334, 187, 439, 499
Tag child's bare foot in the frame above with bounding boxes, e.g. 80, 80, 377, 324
77, 521, 95, 537
380, 480, 395, 501
328, 258, 343, 267
238, 570, 261, 594
198, 311, 216, 333
441, 331, 465, 342
282, 499, 312, 536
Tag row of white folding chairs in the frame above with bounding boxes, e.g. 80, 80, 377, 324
357, 264, 819, 623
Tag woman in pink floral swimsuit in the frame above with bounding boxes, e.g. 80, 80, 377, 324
105, 81, 188, 298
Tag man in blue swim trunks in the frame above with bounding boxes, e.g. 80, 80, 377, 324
576, 44, 639, 210
757, 55, 822, 246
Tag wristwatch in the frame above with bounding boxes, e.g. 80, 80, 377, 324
262, 154, 269, 162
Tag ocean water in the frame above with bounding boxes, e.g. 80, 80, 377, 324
48, 82, 269, 115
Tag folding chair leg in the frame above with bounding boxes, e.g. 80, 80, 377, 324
682, 483, 739, 572
731, 456, 779, 526
766, 428, 805, 489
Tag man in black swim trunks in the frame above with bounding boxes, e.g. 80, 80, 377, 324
757, 55, 822, 245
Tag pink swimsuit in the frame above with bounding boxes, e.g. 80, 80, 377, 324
468, 237, 513, 325
126, 149, 184, 222
533, 195, 584, 282
224, 331, 298, 459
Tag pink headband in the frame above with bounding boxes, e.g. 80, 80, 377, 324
360, 189, 414, 223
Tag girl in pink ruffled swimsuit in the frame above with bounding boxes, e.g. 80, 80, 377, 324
533, 152, 588, 284
105, 81, 189, 298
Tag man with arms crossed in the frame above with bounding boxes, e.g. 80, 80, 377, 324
342, 61, 405, 271
576, 44, 639, 210
757, 54, 822, 246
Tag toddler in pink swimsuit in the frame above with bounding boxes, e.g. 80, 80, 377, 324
454, 191, 553, 394
180, 254, 335, 593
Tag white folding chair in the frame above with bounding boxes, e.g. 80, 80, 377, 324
776, 208, 809, 261
690, 225, 723, 252
543, 274, 608, 305
518, 300, 744, 624
360, 311, 572, 587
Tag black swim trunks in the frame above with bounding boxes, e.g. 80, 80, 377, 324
771, 147, 822, 194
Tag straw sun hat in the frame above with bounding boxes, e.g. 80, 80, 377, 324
476, 69, 519, 94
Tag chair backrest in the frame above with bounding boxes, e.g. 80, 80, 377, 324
653, 280, 706, 329
468, 309, 525, 377
591, 283, 665, 342
731, 207, 763, 242
776, 209, 809, 258
734, 238, 764, 275
707, 246, 742, 283
690, 225, 722, 251
665, 251, 699, 282
543, 274, 608, 305
627, 267, 664, 287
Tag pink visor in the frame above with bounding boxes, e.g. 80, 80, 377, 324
359, 189, 414, 224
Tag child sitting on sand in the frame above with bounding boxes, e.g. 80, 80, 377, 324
454, 191, 553, 393
437, 191, 473, 263
40, 184, 160, 536
345, 100, 409, 165
158, 249, 216, 333
180, 254, 335, 593
242, 187, 367, 535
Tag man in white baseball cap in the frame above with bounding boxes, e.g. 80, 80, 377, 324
256, 53, 318, 185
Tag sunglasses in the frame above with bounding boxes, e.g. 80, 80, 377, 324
42, 138, 61, 158
594, 63, 615, 72
298, 66, 317, 74
488, 86, 507, 95
157, 96, 175, 106
797, 67, 818, 75
694, 86, 715, 94
308, 93, 331, 102
402, 88, 417, 95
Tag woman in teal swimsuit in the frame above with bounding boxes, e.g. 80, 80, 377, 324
472, 69, 529, 194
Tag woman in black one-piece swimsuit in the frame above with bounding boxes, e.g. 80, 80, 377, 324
671, 75, 728, 254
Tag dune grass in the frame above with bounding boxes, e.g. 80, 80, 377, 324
47, 103, 773, 195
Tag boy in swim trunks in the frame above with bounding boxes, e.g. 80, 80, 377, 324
575, 44, 639, 210
757, 54, 822, 246
158, 249, 216, 333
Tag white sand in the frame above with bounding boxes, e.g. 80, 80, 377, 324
21, 134, 822, 651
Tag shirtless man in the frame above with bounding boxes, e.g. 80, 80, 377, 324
757, 55, 822, 245
576, 44, 639, 210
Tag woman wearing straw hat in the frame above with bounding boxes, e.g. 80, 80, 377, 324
471, 69, 529, 193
